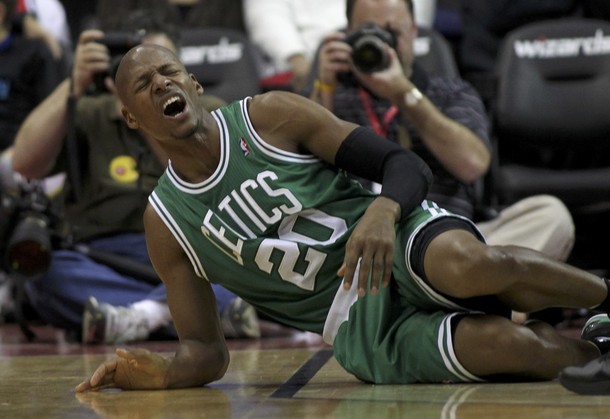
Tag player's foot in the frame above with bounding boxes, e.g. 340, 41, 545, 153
220, 297, 261, 339
581, 313, 610, 354
82, 297, 150, 344
559, 352, 610, 395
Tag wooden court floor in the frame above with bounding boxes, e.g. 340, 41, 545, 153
2, 324, 610, 418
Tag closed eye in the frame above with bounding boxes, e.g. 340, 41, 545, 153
134, 80, 149, 93
159, 64, 182, 76
131, 65, 184, 93
133, 71, 152, 93
162, 69, 181, 76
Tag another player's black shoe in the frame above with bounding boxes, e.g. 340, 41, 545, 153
559, 352, 610, 395
558, 314, 610, 395
581, 314, 610, 354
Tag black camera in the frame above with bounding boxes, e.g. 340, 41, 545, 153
93, 31, 144, 93
345, 22, 397, 73
0, 179, 63, 277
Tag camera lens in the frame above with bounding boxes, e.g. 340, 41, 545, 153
351, 35, 389, 73
6, 214, 52, 277
346, 21, 396, 74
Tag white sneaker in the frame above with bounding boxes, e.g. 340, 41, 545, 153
82, 296, 150, 344
220, 297, 261, 339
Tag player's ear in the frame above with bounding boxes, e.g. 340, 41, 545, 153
121, 107, 139, 129
190, 73, 204, 94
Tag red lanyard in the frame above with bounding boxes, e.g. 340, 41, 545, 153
358, 87, 398, 138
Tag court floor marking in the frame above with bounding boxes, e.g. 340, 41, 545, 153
271, 348, 334, 398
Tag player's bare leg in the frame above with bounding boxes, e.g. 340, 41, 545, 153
424, 230, 607, 313
453, 315, 599, 379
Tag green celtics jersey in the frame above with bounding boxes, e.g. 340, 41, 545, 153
149, 98, 376, 334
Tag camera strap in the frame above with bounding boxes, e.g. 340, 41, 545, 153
358, 87, 398, 139
65, 85, 82, 203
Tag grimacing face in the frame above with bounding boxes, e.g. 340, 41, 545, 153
116, 44, 204, 141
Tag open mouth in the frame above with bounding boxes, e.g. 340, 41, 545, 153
163, 96, 186, 117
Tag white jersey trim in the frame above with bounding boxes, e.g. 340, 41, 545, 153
149, 191, 210, 281
164, 109, 231, 194
239, 97, 320, 164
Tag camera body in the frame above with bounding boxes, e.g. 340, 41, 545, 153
0, 180, 63, 277
345, 22, 397, 73
93, 31, 144, 93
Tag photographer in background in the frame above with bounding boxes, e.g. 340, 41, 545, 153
8, 11, 261, 344
306, 0, 575, 307
0, 0, 61, 151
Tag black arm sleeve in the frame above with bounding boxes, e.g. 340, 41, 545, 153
334, 126, 433, 219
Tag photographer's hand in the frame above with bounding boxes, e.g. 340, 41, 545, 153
310, 32, 351, 110
353, 47, 412, 105
317, 32, 351, 86
71, 30, 111, 98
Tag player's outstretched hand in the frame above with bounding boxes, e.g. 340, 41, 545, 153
75, 347, 171, 392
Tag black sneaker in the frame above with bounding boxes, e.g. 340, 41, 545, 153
559, 352, 610, 395
581, 314, 610, 354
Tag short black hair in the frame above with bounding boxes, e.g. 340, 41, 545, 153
346, 0, 414, 21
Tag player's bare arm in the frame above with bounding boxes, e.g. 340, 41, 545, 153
144, 204, 230, 388
247, 91, 430, 296
76, 205, 229, 391
246, 90, 358, 163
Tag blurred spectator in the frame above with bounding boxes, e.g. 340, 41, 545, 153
92, 0, 180, 33
14, 0, 72, 59
244, 0, 347, 92
91, 0, 244, 34
170, 0, 245, 32
0, 0, 61, 150
8, 11, 260, 344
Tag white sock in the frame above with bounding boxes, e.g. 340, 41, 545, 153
129, 300, 172, 331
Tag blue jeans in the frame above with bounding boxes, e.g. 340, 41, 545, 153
24, 233, 236, 335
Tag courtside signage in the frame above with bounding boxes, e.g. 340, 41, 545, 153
514, 29, 610, 58
180, 37, 244, 66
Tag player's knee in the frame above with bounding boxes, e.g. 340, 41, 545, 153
434, 241, 517, 299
